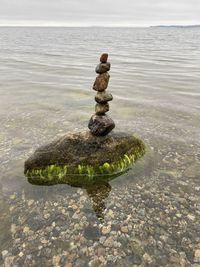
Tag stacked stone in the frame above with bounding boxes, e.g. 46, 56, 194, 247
88, 53, 115, 136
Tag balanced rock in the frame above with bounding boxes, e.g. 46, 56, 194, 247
24, 53, 146, 187
95, 103, 109, 115
95, 62, 111, 74
100, 53, 108, 63
24, 131, 145, 185
95, 92, 113, 104
93, 73, 110, 92
88, 114, 115, 136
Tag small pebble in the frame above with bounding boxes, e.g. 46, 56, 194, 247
103, 236, 114, 247
1, 250, 9, 260
121, 226, 129, 233
101, 225, 111, 235
194, 249, 200, 263
19, 252, 24, 257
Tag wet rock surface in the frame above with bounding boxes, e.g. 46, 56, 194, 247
100, 53, 108, 63
95, 63, 111, 74
88, 115, 115, 136
95, 91, 113, 104
95, 103, 109, 115
93, 73, 110, 92
89, 53, 115, 137
24, 131, 144, 174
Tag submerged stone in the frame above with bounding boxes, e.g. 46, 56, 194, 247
88, 114, 115, 136
24, 131, 145, 186
184, 162, 200, 179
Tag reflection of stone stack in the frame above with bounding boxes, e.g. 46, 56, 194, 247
88, 53, 115, 136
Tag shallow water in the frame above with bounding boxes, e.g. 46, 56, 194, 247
0, 27, 200, 267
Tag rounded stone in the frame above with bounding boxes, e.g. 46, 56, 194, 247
1, 250, 9, 260
95, 62, 110, 74
102, 225, 111, 235
93, 73, 110, 92
194, 249, 200, 263
84, 225, 100, 241
95, 92, 113, 104
95, 103, 109, 115
88, 114, 115, 136
103, 236, 114, 247
121, 226, 129, 233
100, 53, 108, 63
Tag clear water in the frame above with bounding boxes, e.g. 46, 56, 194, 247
0, 27, 200, 266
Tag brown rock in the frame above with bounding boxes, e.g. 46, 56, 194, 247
95, 62, 110, 74
100, 53, 108, 63
24, 130, 146, 186
101, 225, 111, 235
95, 91, 113, 104
194, 249, 200, 263
25, 131, 145, 175
96, 247, 105, 257
95, 103, 109, 115
88, 114, 115, 136
103, 236, 114, 247
121, 226, 129, 233
93, 73, 110, 92
169, 255, 180, 264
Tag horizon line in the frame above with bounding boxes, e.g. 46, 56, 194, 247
0, 24, 200, 28
0, 21, 200, 28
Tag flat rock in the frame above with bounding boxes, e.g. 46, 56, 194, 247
93, 73, 110, 92
95, 91, 113, 104
24, 130, 145, 185
100, 53, 108, 63
95, 62, 110, 74
103, 236, 114, 247
88, 114, 115, 136
184, 162, 200, 178
95, 103, 109, 115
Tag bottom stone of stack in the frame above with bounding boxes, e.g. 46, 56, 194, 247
88, 114, 115, 136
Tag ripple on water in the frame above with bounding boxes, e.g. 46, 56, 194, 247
0, 27, 200, 266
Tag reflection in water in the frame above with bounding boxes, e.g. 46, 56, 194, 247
1, 27, 200, 266
26, 172, 119, 221
86, 182, 111, 220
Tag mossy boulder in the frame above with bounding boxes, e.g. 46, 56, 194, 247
24, 131, 145, 185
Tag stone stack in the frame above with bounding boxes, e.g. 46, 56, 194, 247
88, 53, 115, 136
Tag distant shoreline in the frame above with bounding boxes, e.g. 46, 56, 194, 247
0, 25, 200, 28
151, 25, 200, 28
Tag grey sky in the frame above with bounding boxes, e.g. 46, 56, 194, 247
0, 0, 200, 26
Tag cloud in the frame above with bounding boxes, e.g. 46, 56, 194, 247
0, 0, 200, 26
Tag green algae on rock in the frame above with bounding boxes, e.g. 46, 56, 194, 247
24, 131, 145, 186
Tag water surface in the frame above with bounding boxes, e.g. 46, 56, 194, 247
0, 27, 200, 267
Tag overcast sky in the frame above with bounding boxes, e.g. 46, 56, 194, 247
0, 0, 200, 26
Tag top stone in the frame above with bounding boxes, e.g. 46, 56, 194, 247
100, 53, 108, 63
